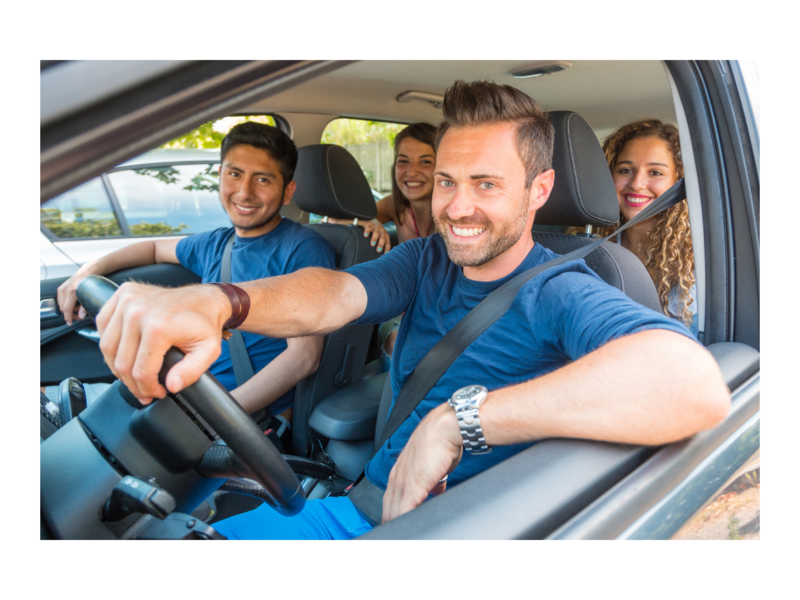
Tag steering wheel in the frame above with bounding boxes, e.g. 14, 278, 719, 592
76, 275, 305, 516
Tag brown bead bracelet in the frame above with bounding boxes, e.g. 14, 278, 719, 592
208, 282, 251, 334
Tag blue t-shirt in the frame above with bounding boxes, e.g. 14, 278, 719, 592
346, 234, 694, 490
176, 218, 336, 415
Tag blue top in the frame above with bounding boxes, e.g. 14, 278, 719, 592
176, 218, 336, 415
346, 234, 694, 490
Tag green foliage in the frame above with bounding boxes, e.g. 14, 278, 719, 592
321, 119, 406, 147
134, 166, 180, 185
161, 115, 276, 149
41, 207, 122, 238
728, 514, 742, 540
41, 206, 187, 238
129, 222, 189, 235
184, 165, 219, 193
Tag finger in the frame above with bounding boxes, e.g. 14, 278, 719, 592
132, 325, 174, 401
61, 290, 77, 326
77, 306, 87, 320
430, 478, 448, 496
95, 289, 119, 336
97, 296, 125, 384
115, 309, 152, 402
164, 339, 222, 395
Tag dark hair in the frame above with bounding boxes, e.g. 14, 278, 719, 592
434, 80, 554, 188
390, 122, 437, 226
220, 121, 298, 187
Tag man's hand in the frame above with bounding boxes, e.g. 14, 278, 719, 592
57, 263, 101, 325
382, 402, 463, 523
95, 282, 231, 403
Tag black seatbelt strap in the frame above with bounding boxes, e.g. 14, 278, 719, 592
348, 180, 686, 523
221, 232, 256, 387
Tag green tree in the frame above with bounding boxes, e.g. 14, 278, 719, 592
161, 115, 276, 149
129, 222, 189, 235
321, 119, 406, 146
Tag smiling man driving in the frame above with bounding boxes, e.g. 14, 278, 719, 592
94, 81, 730, 539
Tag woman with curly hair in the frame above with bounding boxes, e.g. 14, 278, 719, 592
596, 119, 697, 334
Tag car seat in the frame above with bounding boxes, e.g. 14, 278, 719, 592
289, 144, 382, 458
533, 111, 661, 312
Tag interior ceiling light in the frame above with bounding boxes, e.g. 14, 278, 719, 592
511, 61, 572, 79
396, 90, 444, 109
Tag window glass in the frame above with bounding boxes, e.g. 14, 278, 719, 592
41, 177, 122, 238
161, 115, 277, 149
315, 118, 406, 224
108, 164, 228, 236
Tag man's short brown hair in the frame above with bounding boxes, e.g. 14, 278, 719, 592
434, 80, 554, 188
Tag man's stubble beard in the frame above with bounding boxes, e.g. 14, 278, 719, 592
434, 193, 531, 267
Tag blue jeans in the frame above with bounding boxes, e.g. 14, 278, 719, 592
213, 496, 374, 540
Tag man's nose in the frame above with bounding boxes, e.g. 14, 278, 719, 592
236, 177, 255, 199
445, 187, 476, 221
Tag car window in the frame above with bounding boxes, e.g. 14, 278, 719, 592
41, 177, 122, 239
107, 163, 229, 236
310, 118, 406, 224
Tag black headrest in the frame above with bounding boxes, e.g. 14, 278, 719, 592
536, 111, 620, 227
292, 145, 378, 220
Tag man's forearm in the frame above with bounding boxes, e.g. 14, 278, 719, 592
229, 336, 323, 414
84, 239, 178, 275
479, 330, 730, 447
230, 268, 368, 339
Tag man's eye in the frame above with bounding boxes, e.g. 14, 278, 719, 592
479, 182, 495, 189
439, 180, 454, 187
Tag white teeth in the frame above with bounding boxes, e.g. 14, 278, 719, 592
405, 182, 423, 187
452, 226, 485, 237
235, 204, 256, 213
626, 196, 650, 205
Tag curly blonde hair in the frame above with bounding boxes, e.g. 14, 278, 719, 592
595, 119, 696, 325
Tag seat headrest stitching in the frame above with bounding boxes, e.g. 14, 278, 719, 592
323, 146, 343, 215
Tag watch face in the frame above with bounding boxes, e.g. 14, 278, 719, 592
453, 385, 487, 404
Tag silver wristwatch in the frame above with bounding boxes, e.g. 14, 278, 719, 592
448, 385, 491, 455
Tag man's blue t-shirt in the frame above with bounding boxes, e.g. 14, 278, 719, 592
176, 218, 336, 415
346, 234, 694, 490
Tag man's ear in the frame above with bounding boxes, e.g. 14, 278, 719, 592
282, 180, 297, 206
529, 169, 555, 212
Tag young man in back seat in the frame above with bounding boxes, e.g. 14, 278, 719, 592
91, 81, 731, 539
49, 122, 335, 431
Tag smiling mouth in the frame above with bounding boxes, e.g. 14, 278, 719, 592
625, 195, 652, 207
449, 224, 486, 238
233, 203, 258, 214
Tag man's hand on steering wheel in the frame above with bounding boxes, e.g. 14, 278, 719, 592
96, 282, 231, 403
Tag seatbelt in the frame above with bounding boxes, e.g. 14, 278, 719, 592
349, 179, 686, 525
221, 232, 256, 387
221, 232, 290, 432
